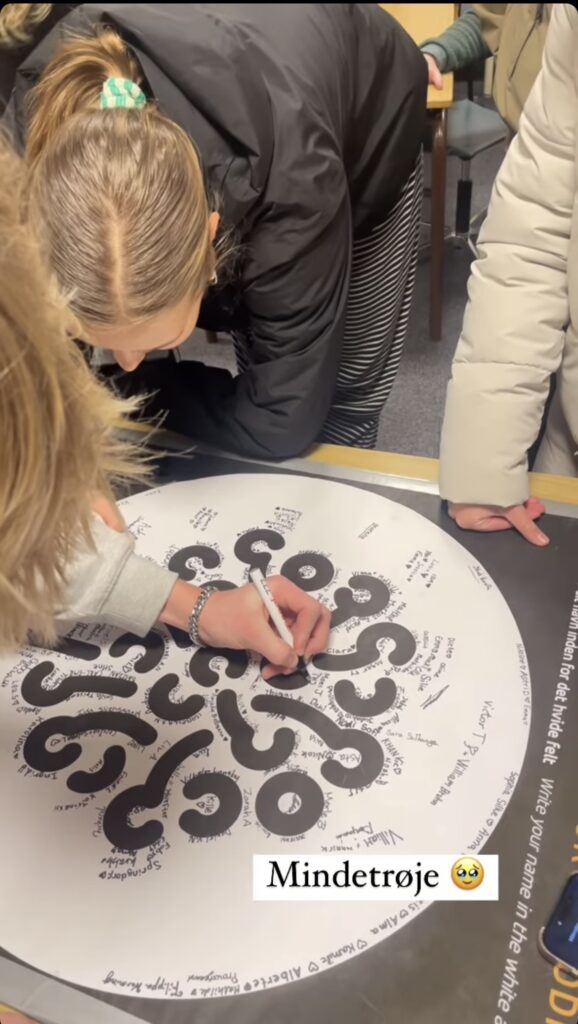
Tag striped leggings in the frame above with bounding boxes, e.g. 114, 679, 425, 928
234, 154, 423, 449
320, 154, 423, 448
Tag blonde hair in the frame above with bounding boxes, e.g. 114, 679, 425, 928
0, 4, 53, 47
0, 133, 145, 650
23, 27, 216, 329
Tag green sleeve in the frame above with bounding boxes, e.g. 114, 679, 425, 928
420, 9, 490, 73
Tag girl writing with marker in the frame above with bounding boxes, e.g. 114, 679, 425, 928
0, 135, 329, 668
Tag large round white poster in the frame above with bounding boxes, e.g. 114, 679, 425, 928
0, 474, 531, 1000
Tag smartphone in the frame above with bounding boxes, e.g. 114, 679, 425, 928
538, 873, 578, 975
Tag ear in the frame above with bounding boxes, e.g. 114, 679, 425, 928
208, 211, 220, 242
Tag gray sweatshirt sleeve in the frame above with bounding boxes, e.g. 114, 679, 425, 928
55, 514, 178, 637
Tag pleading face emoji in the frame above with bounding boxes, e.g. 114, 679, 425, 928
451, 857, 484, 891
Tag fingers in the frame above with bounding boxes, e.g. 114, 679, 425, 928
266, 576, 329, 650
448, 503, 507, 531
256, 575, 331, 673
285, 599, 319, 655
251, 623, 298, 672
266, 574, 313, 612
198, 579, 330, 671
292, 602, 331, 658
505, 504, 549, 546
261, 661, 297, 681
424, 54, 443, 89
448, 500, 549, 546
474, 515, 516, 532
261, 607, 331, 679
526, 495, 546, 519
304, 603, 331, 659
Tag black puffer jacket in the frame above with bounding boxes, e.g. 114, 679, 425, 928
5, 3, 427, 458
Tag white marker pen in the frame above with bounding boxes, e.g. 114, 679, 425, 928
249, 568, 310, 680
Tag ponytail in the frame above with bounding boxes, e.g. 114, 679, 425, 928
23, 24, 217, 333
26, 28, 140, 163
0, 3, 53, 47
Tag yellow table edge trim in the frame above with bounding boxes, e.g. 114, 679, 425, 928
118, 426, 578, 507
307, 445, 578, 507
0, 1007, 37, 1022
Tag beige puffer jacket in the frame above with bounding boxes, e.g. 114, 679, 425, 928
440, 2, 577, 505
475, 3, 551, 132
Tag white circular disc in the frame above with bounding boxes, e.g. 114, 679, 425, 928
0, 475, 530, 999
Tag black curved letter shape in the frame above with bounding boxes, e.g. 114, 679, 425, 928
180, 773, 243, 838
217, 689, 295, 770
313, 622, 416, 673
334, 677, 397, 718
234, 529, 285, 575
103, 730, 213, 851
148, 673, 205, 722
68, 747, 127, 794
21, 662, 137, 707
255, 772, 325, 836
280, 552, 335, 593
252, 695, 384, 789
331, 574, 391, 629
168, 545, 221, 582
263, 666, 309, 691
189, 647, 248, 688
109, 632, 165, 673
23, 712, 157, 791
52, 638, 101, 661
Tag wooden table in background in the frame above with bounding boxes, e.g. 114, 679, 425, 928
307, 444, 578, 508
380, 4, 457, 341
120, 426, 578, 512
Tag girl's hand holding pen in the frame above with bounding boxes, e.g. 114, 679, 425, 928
197, 576, 331, 679
90, 496, 331, 674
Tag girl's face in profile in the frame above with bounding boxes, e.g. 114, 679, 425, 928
86, 290, 204, 372
85, 210, 220, 370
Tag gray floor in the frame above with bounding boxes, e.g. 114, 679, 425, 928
378, 136, 506, 457
182, 97, 507, 460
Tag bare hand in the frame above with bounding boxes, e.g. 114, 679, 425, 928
198, 575, 331, 677
448, 496, 549, 546
424, 53, 443, 90
91, 493, 126, 532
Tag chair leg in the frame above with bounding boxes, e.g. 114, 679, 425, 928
455, 160, 473, 236
430, 108, 447, 342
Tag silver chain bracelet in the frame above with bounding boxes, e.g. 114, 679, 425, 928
187, 584, 221, 647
